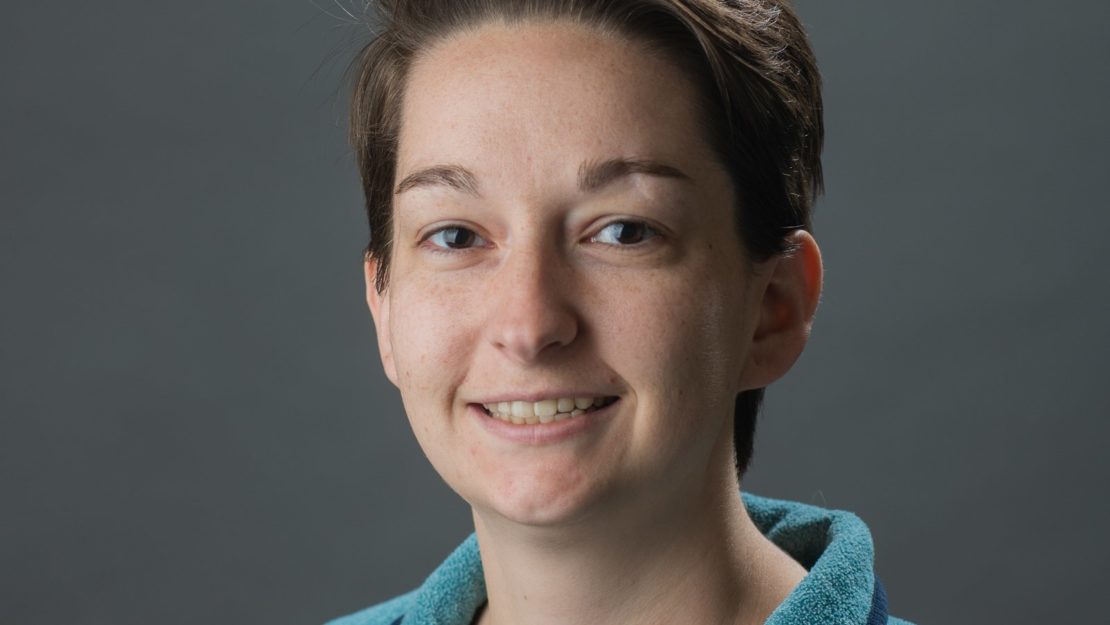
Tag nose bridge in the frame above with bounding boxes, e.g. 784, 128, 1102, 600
484, 229, 578, 364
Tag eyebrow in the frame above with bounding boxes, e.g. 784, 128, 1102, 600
393, 157, 691, 196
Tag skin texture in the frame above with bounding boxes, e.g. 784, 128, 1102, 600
364, 19, 823, 625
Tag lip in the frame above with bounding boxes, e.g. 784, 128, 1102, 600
470, 390, 617, 404
469, 398, 619, 445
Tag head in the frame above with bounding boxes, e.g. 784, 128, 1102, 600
349, 0, 823, 524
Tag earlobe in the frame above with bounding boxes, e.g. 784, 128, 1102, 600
738, 230, 823, 391
364, 256, 398, 386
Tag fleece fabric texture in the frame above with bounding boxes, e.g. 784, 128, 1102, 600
326, 492, 917, 625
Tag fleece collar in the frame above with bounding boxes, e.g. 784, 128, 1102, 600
744, 492, 888, 625
335, 491, 895, 625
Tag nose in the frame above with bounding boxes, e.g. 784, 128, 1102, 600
484, 240, 579, 364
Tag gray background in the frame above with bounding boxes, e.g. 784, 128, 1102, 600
2, 1, 1107, 623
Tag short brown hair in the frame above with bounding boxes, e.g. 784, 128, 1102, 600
347, 0, 823, 479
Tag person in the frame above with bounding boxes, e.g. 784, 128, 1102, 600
329, 1, 915, 624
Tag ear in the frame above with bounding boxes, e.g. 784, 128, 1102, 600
364, 256, 399, 387
738, 230, 823, 391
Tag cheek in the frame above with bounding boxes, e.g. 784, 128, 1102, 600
588, 261, 748, 466
386, 275, 483, 489
595, 266, 740, 388
388, 275, 477, 407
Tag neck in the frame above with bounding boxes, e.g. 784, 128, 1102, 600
470, 461, 806, 625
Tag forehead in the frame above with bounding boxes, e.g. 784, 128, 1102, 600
396, 20, 725, 197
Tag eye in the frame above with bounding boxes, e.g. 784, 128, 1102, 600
591, 220, 660, 246
423, 225, 488, 251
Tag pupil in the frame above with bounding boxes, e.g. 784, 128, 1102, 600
445, 227, 473, 248
616, 222, 643, 244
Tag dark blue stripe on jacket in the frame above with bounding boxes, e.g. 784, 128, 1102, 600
867, 576, 890, 625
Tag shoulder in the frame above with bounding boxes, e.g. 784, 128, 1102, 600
322, 533, 485, 625
323, 588, 419, 625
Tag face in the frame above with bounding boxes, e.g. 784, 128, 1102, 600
367, 20, 776, 526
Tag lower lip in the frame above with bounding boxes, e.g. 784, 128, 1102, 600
470, 400, 618, 445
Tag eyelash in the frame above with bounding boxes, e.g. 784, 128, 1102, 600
419, 219, 662, 255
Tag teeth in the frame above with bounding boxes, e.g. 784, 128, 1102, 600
534, 399, 557, 418
481, 396, 612, 424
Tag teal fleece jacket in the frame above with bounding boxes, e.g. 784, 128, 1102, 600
327, 492, 917, 625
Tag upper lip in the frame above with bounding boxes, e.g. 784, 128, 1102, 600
469, 390, 620, 404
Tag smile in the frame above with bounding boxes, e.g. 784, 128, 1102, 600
480, 396, 619, 425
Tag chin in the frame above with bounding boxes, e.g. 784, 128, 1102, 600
468, 464, 611, 527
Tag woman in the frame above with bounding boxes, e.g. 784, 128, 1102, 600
330, 1, 915, 624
